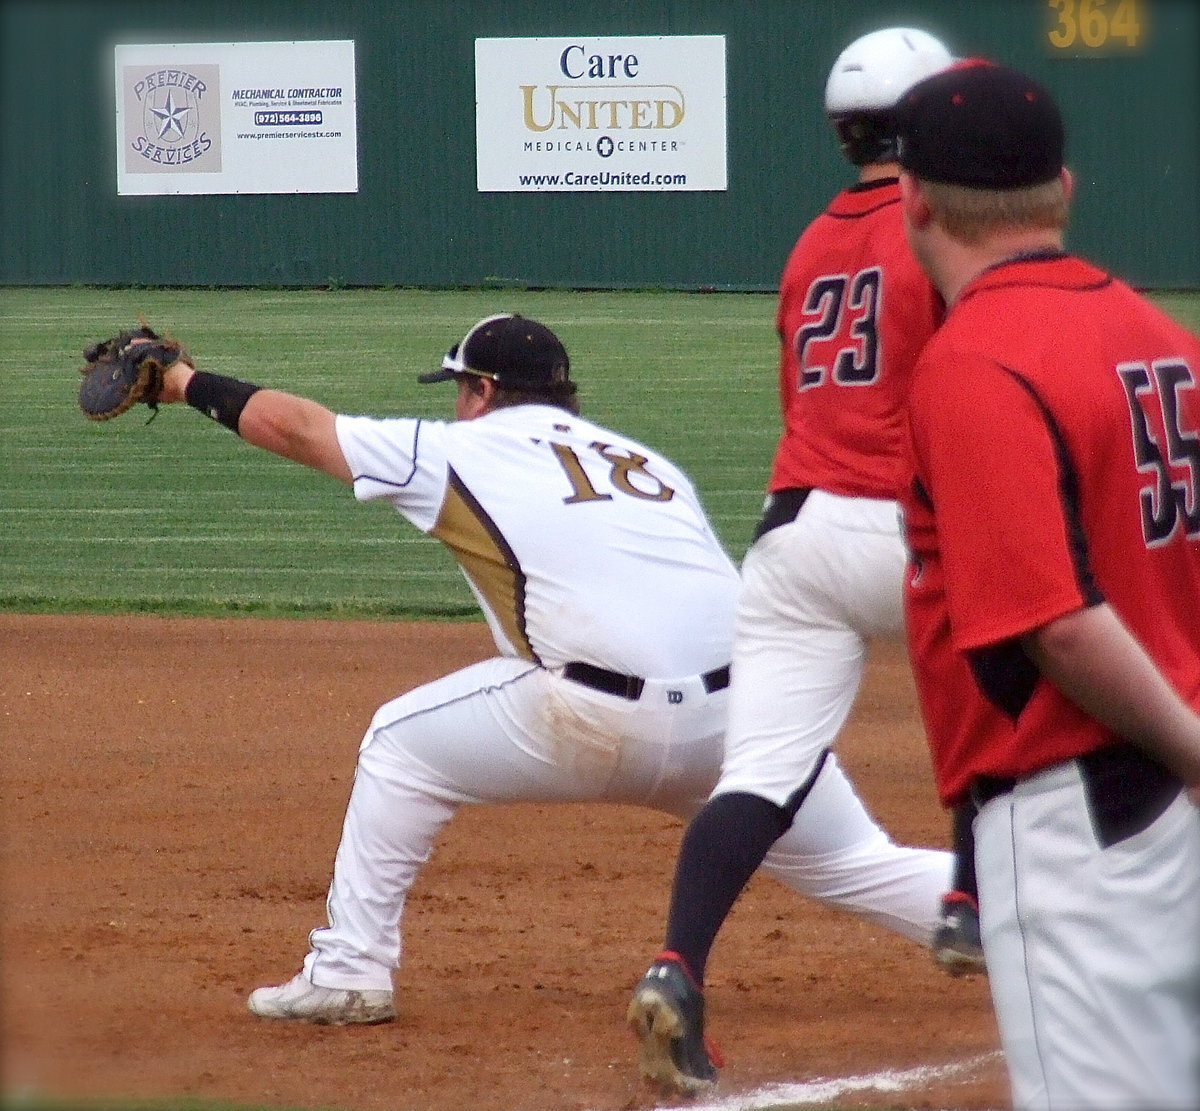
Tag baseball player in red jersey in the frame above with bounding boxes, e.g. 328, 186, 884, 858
895, 61, 1200, 1109
627, 29, 971, 1096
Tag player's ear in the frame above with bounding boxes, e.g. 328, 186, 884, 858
476, 377, 499, 408
457, 375, 498, 420
899, 171, 932, 229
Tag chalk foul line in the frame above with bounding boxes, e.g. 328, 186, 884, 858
642, 1051, 1005, 1111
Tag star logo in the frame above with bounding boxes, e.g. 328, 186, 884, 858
150, 91, 191, 140
124, 62, 222, 175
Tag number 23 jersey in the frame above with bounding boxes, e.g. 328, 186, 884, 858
770, 178, 943, 500
336, 404, 739, 677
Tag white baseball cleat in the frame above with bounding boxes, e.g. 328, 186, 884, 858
247, 972, 395, 1025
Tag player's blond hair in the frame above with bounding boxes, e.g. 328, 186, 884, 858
922, 177, 1069, 245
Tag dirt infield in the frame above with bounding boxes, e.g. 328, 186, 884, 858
2, 614, 1006, 1111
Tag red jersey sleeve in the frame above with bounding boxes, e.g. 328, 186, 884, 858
911, 351, 1094, 651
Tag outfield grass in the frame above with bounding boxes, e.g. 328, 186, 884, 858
1, 288, 779, 617
3, 286, 1197, 620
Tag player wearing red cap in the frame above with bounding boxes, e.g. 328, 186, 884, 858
896, 60, 1200, 1110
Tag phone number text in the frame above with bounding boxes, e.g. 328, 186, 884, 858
254, 111, 323, 126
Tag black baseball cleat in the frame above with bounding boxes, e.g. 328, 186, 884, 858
627, 951, 723, 1096
932, 890, 986, 976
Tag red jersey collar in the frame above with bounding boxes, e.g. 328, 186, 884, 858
956, 250, 1110, 308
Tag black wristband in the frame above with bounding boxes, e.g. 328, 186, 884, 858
185, 371, 263, 434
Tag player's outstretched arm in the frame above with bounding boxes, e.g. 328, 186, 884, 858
1022, 603, 1200, 798
159, 362, 353, 484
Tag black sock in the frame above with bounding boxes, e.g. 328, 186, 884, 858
662, 792, 790, 985
950, 801, 978, 898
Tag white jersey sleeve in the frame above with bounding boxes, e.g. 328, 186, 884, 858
335, 407, 739, 677
334, 415, 451, 532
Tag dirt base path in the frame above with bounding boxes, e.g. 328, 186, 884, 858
1, 614, 1005, 1110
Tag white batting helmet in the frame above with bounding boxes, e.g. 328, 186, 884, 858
824, 27, 954, 165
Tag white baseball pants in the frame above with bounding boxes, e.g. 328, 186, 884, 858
717, 489, 907, 803
299, 650, 948, 991
976, 760, 1200, 1110
713, 489, 950, 945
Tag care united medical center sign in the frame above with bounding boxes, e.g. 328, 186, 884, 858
115, 40, 357, 195
475, 35, 727, 192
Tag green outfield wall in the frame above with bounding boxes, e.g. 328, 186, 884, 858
2, 0, 1196, 290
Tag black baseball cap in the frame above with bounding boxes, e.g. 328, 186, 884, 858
418, 313, 571, 387
895, 59, 1064, 189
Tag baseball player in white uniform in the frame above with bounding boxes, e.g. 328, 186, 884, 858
148, 312, 947, 1029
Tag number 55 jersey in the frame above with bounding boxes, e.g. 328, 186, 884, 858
336, 405, 739, 678
901, 251, 1200, 806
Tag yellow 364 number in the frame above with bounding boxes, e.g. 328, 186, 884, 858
1047, 0, 1144, 49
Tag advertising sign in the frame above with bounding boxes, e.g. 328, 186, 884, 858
115, 40, 358, 195
475, 36, 727, 192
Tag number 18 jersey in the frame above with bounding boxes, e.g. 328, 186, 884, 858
770, 178, 943, 499
336, 405, 739, 678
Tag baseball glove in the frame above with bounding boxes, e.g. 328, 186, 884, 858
78, 324, 189, 421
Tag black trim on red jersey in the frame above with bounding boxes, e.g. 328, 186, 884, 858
968, 640, 1040, 721
984, 246, 1068, 269
963, 366, 1104, 722
1001, 367, 1103, 608
827, 179, 900, 220
827, 199, 899, 220
957, 252, 1112, 306
847, 177, 899, 194
911, 474, 934, 510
